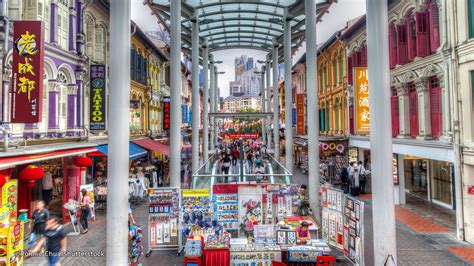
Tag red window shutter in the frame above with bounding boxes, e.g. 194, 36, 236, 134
397, 24, 408, 64
349, 105, 354, 134
348, 56, 353, 86
361, 45, 367, 67
430, 86, 442, 139
407, 17, 417, 61
391, 96, 400, 137
389, 25, 398, 68
429, 1, 440, 53
409, 92, 419, 138
416, 12, 429, 57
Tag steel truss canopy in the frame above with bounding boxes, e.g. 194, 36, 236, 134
147, 0, 334, 59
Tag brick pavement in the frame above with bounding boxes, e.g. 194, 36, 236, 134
395, 205, 451, 233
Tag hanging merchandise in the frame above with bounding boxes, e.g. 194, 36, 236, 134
0, 221, 25, 266
129, 225, 144, 266
148, 187, 180, 251
238, 186, 263, 240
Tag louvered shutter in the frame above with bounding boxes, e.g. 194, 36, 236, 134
429, 1, 440, 53
389, 25, 398, 68
409, 92, 419, 138
361, 45, 367, 67
348, 56, 353, 86
416, 12, 429, 57
430, 87, 442, 139
349, 105, 354, 134
391, 96, 400, 137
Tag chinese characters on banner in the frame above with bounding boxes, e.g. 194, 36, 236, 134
163, 97, 171, 130
89, 64, 107, 131
11, 21, 45, 123
296, 94, 305, 135
354, 67, 370, 134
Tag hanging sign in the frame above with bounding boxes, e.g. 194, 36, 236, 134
354, 67, 370, 134
89, 64, 107, 131
182, 104, 188, 124
163, 97, 170, 130
11, 21, 45, 123
220, 132, 260, 140
296, 94, 305, 135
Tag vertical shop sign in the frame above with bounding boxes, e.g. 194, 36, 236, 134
296, 94, 305, 135
182, 104, 188, 124
354, 67, 370, 134
11, 21, 45, 123
89, 64, 107, 131
163, 97, 170, 130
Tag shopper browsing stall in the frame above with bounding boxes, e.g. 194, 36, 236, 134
29, 201, 50, 247
79, 189, 91, 234
30, 216, 67, 266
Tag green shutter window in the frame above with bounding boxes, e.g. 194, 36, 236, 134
469, 0, 474, 38
339, 54, 344, 82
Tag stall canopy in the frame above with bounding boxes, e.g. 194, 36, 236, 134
0, 147, 97, 169
95, 142, 148, 160
132, 138, 170, 156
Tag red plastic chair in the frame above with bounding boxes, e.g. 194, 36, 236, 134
316, 255, 336, 266
271, 261, 287, 266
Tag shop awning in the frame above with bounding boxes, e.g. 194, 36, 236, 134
95, 142, 148, 160
0, 147, 97, 169
132, 138, 170, 156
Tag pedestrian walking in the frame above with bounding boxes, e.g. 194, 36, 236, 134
79, 188, 91, 234
232, 147, 239, 166
30, 216, 67, 266
42, 172, 54, 206
352, 162, 361, 196
358, 161, 367, 194
340, 164, 349, 193
347, 162, 355, 195
29, 201, 50, 248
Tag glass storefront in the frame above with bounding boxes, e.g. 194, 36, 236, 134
430, 160, 453, 206
404, 156, 428, 200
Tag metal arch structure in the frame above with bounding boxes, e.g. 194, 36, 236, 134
146, 0, 335, 55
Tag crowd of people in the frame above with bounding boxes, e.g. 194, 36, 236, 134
340, 161, 369, 196
216, 139, 268, 182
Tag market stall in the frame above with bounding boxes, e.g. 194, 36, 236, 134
148, 187, 180, 251
176, 183, 336, 266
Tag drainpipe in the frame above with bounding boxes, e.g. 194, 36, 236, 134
449, 0, 465, 241
0, 125, 7, 152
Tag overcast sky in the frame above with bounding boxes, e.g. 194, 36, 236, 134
131, 0, 366, 97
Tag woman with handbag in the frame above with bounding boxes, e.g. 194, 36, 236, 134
80, 188, 91, 234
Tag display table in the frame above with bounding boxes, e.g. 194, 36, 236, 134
281, 243, 331, 266
204, 248, 230, 266
230, 244, 281, 266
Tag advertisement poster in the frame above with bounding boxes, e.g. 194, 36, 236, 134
220, 132, 260, 140
1, 180, 18, 221
11, 21, 45, 123
354, 67, 370, 134
89, 64, 107, 131
0, 221, 24, 266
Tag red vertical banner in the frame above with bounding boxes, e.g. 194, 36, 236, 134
296, 93, 305, 135
11, 21, 45, 123
163, 97, 170, 130
62, 157, 81, 222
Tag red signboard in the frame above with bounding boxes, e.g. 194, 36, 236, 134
11, 21, 45, 123
163, 97, 170, 130
296, 93, 305, 135
213, 184, 239, 194
220, 132, 260, 140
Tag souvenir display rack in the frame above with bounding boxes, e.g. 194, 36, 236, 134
148, 187, 181, 251
213, 194, 238, 232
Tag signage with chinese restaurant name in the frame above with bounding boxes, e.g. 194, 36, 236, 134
354, 67, 370, 134
296, 93, 305, 135
11, 21, 45, 123
89, 64, 107, 131
163, 97, 170, 130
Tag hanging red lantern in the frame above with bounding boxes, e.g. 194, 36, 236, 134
19, 165, 45, 187
73, 156, 93, 171
0, 175, 6, 187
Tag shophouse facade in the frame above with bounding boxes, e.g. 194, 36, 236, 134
342, 0, 464, 240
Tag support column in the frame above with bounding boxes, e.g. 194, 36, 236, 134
107, 1, 130, 265
67, 85, 78, 130
284, 10, 293, 173
50, 1, 58, 44
209, 57, 215, 150
260, 66, 266, 146
48, 82, 59, 130
396, 83, 410, 138
214, 67, 219, 146
305, 0, 320, 221
169, 0, 182, 188
202, 39, 209, 161
366, 0, 397, 264
266, 56, 272, 149
191, 10, 200, 173
272, 41, 280, 159
415, 78, 432, 139
68, 6, 77, 52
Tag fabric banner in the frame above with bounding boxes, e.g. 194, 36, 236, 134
213, 184, 239, 194
238, 186, 263, 239
11, 21, 45, 123
221, 132, 260, 140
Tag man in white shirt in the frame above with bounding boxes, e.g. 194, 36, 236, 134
42, 172, 54, 206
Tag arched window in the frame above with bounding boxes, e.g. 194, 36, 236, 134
57, 72, 68, 131
333, 53, 338, 84
335, 98, 340, 131
339, 49, 344, 82
85, 15, 95, 59
95, 24, 106, 63
57, 0, 69, 49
